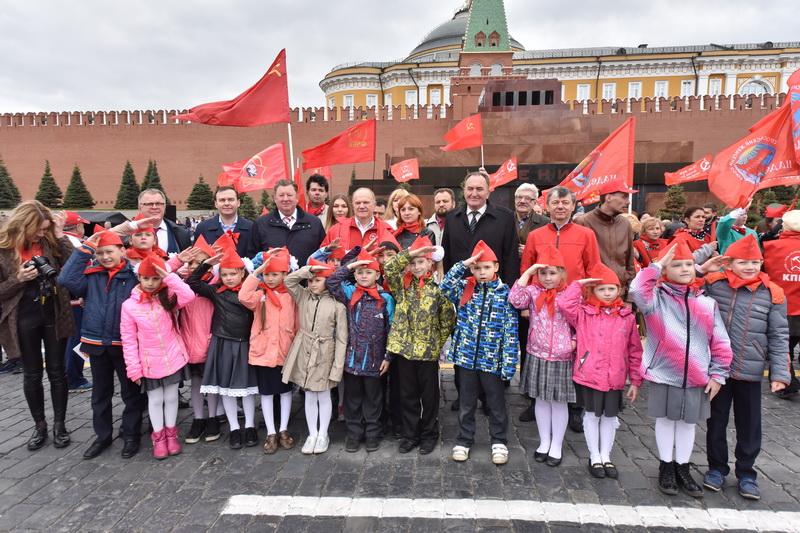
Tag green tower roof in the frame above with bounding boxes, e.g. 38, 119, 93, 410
462, 0, 511, 52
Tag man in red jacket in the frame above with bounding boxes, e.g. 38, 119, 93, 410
763, 209, 800, 398
322, 188, 394, 251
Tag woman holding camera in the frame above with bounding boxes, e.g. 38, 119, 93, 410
0, 200, 75, 450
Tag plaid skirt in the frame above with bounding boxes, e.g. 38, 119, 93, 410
520, 356, 576, 403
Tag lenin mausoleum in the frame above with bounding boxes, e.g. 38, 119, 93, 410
0, 0, 799, 214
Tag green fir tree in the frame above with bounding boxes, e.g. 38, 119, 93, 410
114, 161, 140, 209
141, 160, 169, 204
238, 193, 258, 220
34, 161, 63, 208
186, 175, 214, 210
62, 164, 95, 209
656, 185, 686, 220
260, 190, 275, 213
0, 157, 22, 208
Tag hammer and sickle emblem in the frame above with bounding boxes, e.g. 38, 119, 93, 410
268, 63, 283, 77
506, 161, 516, 172
466, 121, 476, 131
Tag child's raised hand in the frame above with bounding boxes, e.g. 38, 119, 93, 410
347, 259, 373, 270
697, 255, 729, 274
309, 265, 331, 274
705, 379, 722, 401
84, 231, 103, 247
463, 251, 483, 267
379, 360, 390, 376
771, 381, 788, 393
577, 278, 602, 285
153, 265, 170, 279
626, 384, 639, 403
524, 263, 546, 275
367, 246, 385, 258
325, 238, 341, 252
654, 243, 677, 268
253, 256, 272, 276
177, 247, 200, 264
204, 253, 223, 266
363, 234, 378, 251
409, 245, 437, 258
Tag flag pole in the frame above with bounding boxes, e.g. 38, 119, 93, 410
480, 145, 485, 169
287, 122, 296, 174
628, 193, 633, 215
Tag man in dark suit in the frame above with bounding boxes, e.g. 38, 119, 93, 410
193, 186, 255, 258
137, 189, 191, 253
250, 179, 325, 266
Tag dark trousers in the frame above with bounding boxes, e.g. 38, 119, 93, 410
343, 372, 383, 441
396, 356, 440, 444
706, 379, 762, 480
456, 367, 508, 447
381, 359, 402, 432
18, 311, 68, 425
89, 347, 145, 442
787, 336, 800, 391
64, 306, 88, 388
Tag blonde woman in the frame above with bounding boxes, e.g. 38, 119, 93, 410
0, 201, 75, 451
324, 194, 352, 231
384, 188, 410, 230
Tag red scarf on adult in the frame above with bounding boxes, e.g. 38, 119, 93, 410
459, 275, 497, 307
393, 221, 422, 237
84, 259, 128, 290
19, 243, 43, 264
307, 204, 326, 217
533, 281, 565, 317
350, 284, 384, 309
259, 282, 288, 308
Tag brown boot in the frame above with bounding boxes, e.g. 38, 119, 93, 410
278, 430, 295, 450
262, 434, 278, 455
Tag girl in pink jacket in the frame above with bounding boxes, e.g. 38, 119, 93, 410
557, 263, 643, 480
239, 247, 298, 455
508, 246, 574, 467
120, 255, 195, 460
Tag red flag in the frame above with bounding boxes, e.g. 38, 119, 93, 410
294, 166, 307, 211
556, 117, 636, 201
221, 143, 289, 193
301, 120, 376, 170
441, 114, 483, 151
260, 206, 269, 216
307, 166, 332, 179
709, 104, 800, 208
788, 68, 800, 165
664, 154, 712, 186
489, 157, 518, 191
175, 49, 290, 127
390, 158, 420, 183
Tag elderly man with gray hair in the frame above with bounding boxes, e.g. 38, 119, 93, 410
513, 183, 549, 258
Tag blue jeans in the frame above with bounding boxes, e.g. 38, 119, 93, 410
65, 306, 89, 388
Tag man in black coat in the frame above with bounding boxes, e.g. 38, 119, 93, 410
250, 179, 325, 266
193, 186, 255, 258
137, 189, 191, 253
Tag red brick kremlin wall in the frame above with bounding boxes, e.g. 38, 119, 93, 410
0, 93, 786, 210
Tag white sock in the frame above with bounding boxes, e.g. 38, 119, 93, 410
261, 395, 276, 434
304, 392, 319, 437
549, 401, 569, 460
654, 417, 676, 462
599, 416, 619, 464
222, 395, 239, 431
535, 399, 552, 454
674, 420, 696, 464
318, 391, 332, 437
279, 391, 292, 432
583, 411, 601, 464
191, 376, 204, 419
148, 386, 165, 432
163, 383, 180, 428
242, 395, 256, 429
207, 393, 219, 420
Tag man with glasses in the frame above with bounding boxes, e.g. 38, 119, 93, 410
137, 189, 191, 253
193, 186, 255, 257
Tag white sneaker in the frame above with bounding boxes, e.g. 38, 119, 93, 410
301, 435, 317, 455
313, 434, 330, 454
491, 443, 508, 465
452, 445, 470, 462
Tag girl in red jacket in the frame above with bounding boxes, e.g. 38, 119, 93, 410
120, 255, 195, 459
557, 264, 643, 479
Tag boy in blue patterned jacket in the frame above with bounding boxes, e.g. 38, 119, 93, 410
441, 240, 519, 465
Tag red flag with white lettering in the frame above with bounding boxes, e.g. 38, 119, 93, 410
307, 166, 332, 180
441, 114, 483, 151
220, 143, 289, 193
664, 154, 713, 186
301, 120, 376, 170
489, 157, 518, 191
556, 117, 636, 201
390, 158, 420, 183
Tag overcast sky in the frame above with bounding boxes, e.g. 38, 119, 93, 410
1, 0, 797, 112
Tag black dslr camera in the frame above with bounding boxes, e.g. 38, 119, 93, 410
25, 255, 58, 280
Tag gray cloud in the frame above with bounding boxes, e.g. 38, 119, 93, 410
0, 0, 797, 112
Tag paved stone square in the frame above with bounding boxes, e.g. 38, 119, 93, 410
0, 368, 798, 532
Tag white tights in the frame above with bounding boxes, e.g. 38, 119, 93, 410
304, 391, 333, 437
534, 399, 569, 459
583, 412, 620, 464
261, 392, 292, 435
148, 383, 180, 433
190, 375, 219, 420
654, 417, 696, 464
221, 395, 256, 431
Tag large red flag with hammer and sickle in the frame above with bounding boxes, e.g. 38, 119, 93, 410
489, 157, 518, 191
301, 120, 376, 170
441, 114, 483, 151
664, 154, 713, 186
176, 49, 290, 127
390, 158, 420, 183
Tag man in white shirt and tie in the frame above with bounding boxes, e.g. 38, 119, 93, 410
137, 189, 191, 253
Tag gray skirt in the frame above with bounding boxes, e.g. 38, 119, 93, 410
142, 366, 189, 393
647, 382, 710, 424
201, 336, 258, 397
575, 383, 623, 417
520, 356, 576, 404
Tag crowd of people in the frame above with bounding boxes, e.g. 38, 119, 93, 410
0, 171, 797, 503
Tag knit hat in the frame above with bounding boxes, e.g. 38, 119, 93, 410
589, 263, 620, 286
355, 248, 380, 271
263, 247, 290, 273
783, 210, 800, 232
725, 234, 762, 261
308, 257, 334, 278
536, 245, 566, 269
657, 239, 693, 261
409, 235, 433, 259
137, 254, 166, 277
95, 230, 123, 248
193, 235, 217, 258
470, 240, 498, 262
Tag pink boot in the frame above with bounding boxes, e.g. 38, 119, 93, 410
165, 426, 182, 456
151, 429, 168, 460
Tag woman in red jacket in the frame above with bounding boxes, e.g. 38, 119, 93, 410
671, 207, 713, 252
634, 218, 669, 268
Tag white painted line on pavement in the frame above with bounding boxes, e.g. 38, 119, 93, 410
221, 495, 798, 532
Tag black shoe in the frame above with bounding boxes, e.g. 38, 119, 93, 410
603, 462, 618, 480
121, 439, 140, 459
675, 462, 703, 498
518, 407, 534, 422
185, 419, 206, 444
480, 402, 490, 416
658, 460, 678, 495
244, 427, 259, 447
53, 422, 71, 449
365, 437, 381, 452
83, 438, 112, 459
775, 387, 799, 400
229, 429, 243, 450
418, 440, 437, 455
534, 451, 548, 463
450, 399, 459, 412
0, 358, 20, 374
345, 436, 360, 453
205, 417, 221, 442
545, 455, 562, 467
568, 409, 584, 433
588, 461, 606, 479
27, 423, 48, 451
398, 439, 418, 454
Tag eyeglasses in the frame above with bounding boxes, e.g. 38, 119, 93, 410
141, 202, 165, 208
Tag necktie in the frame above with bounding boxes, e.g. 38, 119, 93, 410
283, 216, 292, 228
468, 211, 479, 233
